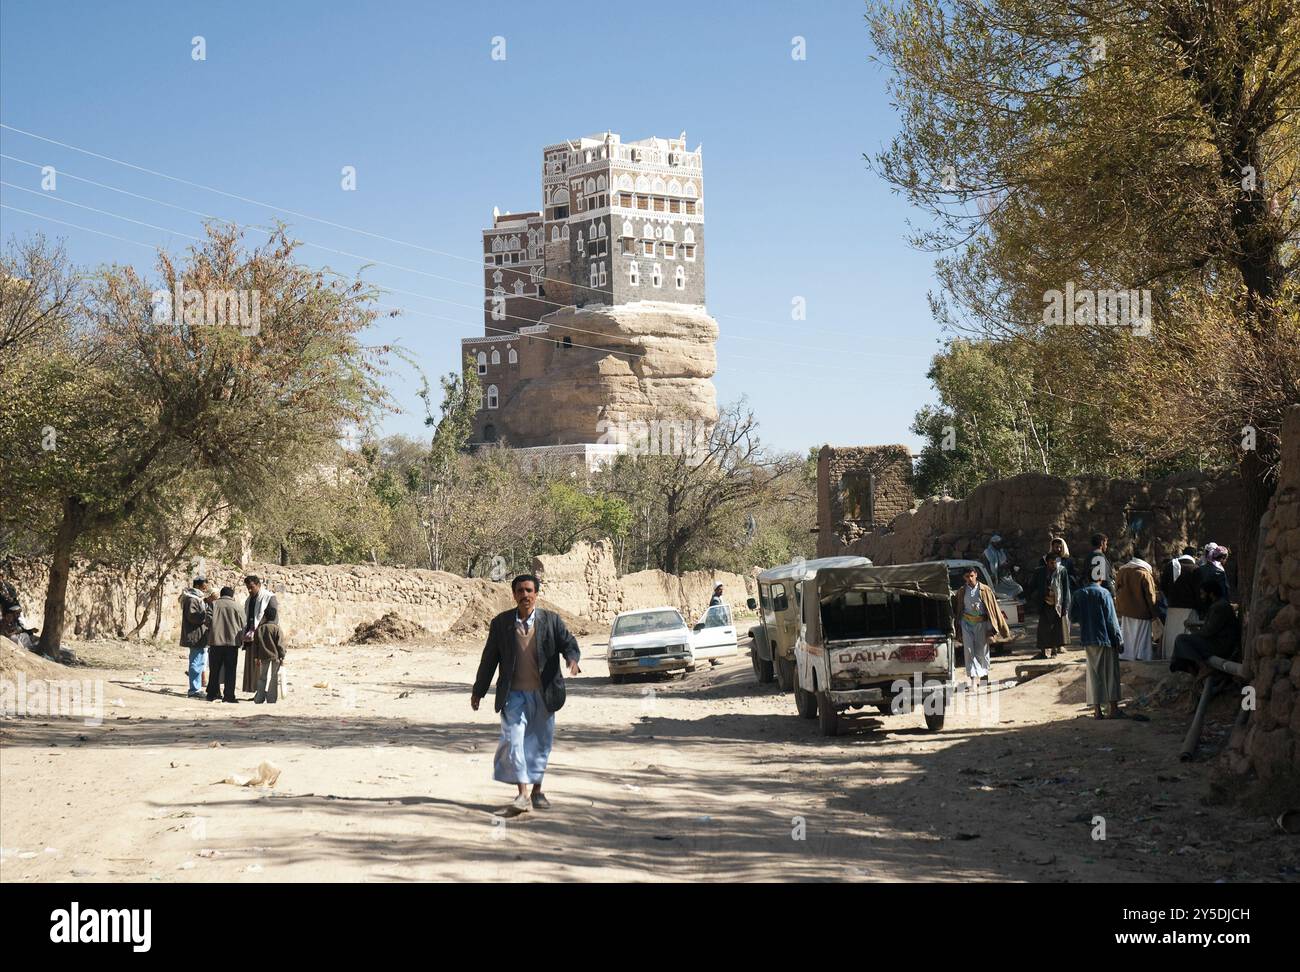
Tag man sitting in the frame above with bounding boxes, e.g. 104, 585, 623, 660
1169, 579, 1241, 676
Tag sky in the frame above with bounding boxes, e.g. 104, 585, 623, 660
0, 0, 947, 456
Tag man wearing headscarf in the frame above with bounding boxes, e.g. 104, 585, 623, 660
1114, 552, 1158, 661
983, 535, 1009, 584
1161, 548, 1200, 647
178, 578, 214, 698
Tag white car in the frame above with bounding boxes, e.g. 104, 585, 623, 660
606, 607, 694, 682
689, 602, 738, 664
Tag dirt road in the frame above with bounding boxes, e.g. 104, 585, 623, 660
1, 633, 1294, 882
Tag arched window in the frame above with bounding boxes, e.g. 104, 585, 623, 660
490, 349, 501, 365
509, 236, 519, 250
492, 269, 503, 283
675, 266, 685, 290
663, 225, 675, 242
668, 178, 682, 195
596, 175, 607, 191
585, 178, 596, 194
476, 351, 487, 374
635, 175, 650, 192
508, 347, 518, 364
622, 219, 633, 238
555, 188, 569, 204
642, 221, 654, 238
598, 222, 606, 238
551, 226, 560, 242
652, 176, 666, 193
513, 281, 524, 295
618, 174, 634, 190
652, 264, 662, 288
629, 261, 639, 286
561, 225, 569, 239
577, 231, 585, 254
683, 227, 695, 244
684, 181, 698, 197
484, 423, 497, 442
487, 385, 499, 409
530, 265, 542, 283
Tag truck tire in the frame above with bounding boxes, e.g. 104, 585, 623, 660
776, 656, 795, 692
816, 691, 839, 736
610, 673, 625, 684
750, 632, 775, 683
794, 678, 818, 719
923, 685, 946, 731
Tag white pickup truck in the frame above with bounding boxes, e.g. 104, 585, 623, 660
792, 561, 955, 736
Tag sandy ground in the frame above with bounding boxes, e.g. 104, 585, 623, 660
2, 629, 1296, 883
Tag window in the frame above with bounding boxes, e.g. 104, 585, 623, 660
490, 349, 501, 365
562, 335, 573, 348
578, 232, 585, 255
619, 193, 633, 208
642, 240, 655, 257
551, 226, 560, 242
629, 261, 639, 286
669, 199, 681, 214
652, 264, 662, 288
513, 281, 524, 295
675, 267, 685, 290
597, 222, 606, 238
662, 242, 675, 259
684, 201, 696, 215
599, 261, 607, 286
653, 197, 665, 212
621, 237, 635, 255
684, 228, 695, 244
487, 385, 498, 409
562, 225, 569, 239
590, 262, 598, 287
684, 244, 696, 261
508, 347, 518, 364
663, 226, 675, 242
476, 352, 487, 375
483, 422, 497, 442
636, 195, 648, 210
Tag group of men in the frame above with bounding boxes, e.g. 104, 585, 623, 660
178, 575, 285, 704
967, 533, 1241, 720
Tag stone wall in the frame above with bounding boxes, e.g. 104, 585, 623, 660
3, 541, 757, 648
822, 470, 1244, 587
816, 445, 915, 555
532, 540, 755, 626
1227, 405, 1300, 781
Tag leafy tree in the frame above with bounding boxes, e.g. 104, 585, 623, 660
0, 226, 386, 650
868, 0, 1300, 596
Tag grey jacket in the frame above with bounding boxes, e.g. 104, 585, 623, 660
209, 596, 244, 648
473, 608, 581, 714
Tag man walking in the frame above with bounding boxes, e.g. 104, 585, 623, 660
207, 586, 243, 703
471, 574, 581, 816
178, 577, 214, 698
1070, 574, 1125, 719
951, 565, 1010, 692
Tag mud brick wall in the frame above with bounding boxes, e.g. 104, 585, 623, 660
816, 445, 915, 556
1227, 405, 1300, 781
820, 469, 1243, 588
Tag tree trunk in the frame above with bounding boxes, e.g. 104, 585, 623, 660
39, 496, 87, 654
1235, 447, 1276, 609
279, 543, 289, 567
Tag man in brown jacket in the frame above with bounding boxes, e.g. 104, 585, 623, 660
1114, 553, 1158, 661
951, 566, 1011, 690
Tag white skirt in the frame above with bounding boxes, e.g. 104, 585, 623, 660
1163, 607, 1198, 648
1119, 617, 1153, 661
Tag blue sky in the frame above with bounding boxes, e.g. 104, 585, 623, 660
0, 0, 945, 455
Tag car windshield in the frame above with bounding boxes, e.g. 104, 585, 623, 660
613, 610, 685, 637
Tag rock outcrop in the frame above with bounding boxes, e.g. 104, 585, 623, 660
492, 301, 719, 447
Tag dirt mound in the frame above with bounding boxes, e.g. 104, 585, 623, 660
0, 636, 71, 680
445, 580, 598, 639
349, 613, 430, 644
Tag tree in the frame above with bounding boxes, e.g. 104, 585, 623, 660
596, 400, 805, 574
868, 0, 1300, 597
0, 226, 387, 650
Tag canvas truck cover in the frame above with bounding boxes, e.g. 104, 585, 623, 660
804, 561, 954, 646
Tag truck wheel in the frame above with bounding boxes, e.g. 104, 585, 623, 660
776, 656, 795, 692
610, 673, 625, 684
794, 680, 818, 719
923, 686, 946, 731
751, 650, 774, 683
816, 691, 839, 736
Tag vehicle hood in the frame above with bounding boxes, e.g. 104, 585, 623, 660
609, 629, 691, 650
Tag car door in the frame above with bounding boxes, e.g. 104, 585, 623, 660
691, 603, 738, 659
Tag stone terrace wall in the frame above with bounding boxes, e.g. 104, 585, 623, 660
533, 540, 755, 626
4, 542, 758, 647
828, 471, 1244, 587
1227, 405, 1300, 781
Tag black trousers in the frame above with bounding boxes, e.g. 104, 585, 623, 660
207, 644, 239, 700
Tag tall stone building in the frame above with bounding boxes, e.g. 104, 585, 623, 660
462, 131, 716, 461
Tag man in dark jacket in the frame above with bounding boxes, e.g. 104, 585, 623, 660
471, 574, 581, 816
206, 586, 243, 703
1170, 580, 1241, 675
178, 578, 213, 698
